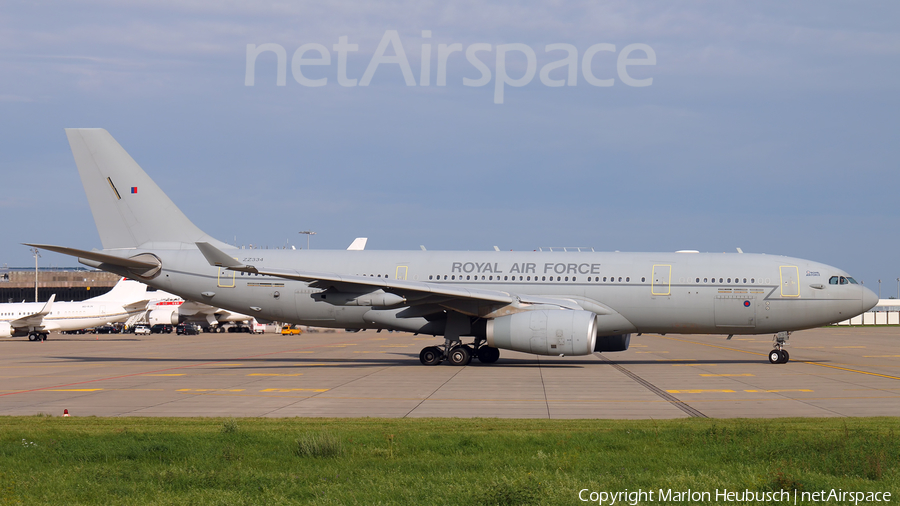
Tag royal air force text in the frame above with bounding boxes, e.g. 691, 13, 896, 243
451, 262, 601, 275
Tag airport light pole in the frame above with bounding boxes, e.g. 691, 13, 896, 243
30, 247, 40, 302
878, 279, 882, 299
299, 230, 316, 250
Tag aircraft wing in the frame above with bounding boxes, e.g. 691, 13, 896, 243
196, 242, 514, 306
258, 266, 514, 304
10, 294, 56, 329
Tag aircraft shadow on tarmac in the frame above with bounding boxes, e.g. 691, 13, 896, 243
48, 355, 809, 369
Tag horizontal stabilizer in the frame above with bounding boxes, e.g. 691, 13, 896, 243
23, 243, 159, 270
123, 299, 151, 312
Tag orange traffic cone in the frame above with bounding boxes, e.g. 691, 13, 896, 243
63, 409, 69, 417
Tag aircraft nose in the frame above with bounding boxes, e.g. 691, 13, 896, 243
861, 286, 879, 312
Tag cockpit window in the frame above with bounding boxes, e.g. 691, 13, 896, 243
846, 277, 858, 285
829, 276, 839, 285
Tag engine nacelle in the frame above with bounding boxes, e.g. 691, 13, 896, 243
0, 322, 12, 338
148, 308, 180, 326
486, 310, 597, 356
594, 333, 631, 352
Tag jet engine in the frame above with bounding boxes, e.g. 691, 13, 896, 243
594, 333, 631, 352
147, 308, 180, 326
0, 322, 12, 338
486, 310, 597, 356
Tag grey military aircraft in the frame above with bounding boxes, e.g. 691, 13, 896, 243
29, 129, 878, 366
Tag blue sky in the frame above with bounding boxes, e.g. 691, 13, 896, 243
2, 1, 899, 294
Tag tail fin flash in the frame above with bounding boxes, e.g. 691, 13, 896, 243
66, 128, 222, 250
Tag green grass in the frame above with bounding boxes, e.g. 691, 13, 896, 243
0, 417, 897, 505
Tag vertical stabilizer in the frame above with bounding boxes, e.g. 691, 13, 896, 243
89, 278, 148, 302
65, 128, 225, 250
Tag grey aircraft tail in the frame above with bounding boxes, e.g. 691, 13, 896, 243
65, 128, 228, 251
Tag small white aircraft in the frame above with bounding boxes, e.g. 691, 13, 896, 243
144, 289, 257, 331
0, 278, 149, 341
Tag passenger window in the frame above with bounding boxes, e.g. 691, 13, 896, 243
703, 278, 708, 283
719, 278, 723, 283
625, 277, 629, 282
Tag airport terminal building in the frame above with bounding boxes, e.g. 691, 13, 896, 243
0, 267, 120, 303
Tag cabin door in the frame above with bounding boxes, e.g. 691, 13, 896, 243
779, 266, 800, 297
651, 265, 671, 296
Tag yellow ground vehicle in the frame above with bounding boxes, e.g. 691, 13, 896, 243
281, 324, 303, 335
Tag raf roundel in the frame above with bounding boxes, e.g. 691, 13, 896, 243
744, 300, 751, 307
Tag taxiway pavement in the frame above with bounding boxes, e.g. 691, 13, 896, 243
1, 327, 898, 418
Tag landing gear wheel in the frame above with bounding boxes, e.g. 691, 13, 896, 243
447, 345, 472, 366
28, 333, 37, 342
779, 350, 790, 364
476, 346, 500, 364
40, 333, 48, 341
419, 346, 443, 366
768, 350, 782, 364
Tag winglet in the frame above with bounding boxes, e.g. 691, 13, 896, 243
347, 238, 367, 251
37, 294, 56, 317
196, 242, 257, 272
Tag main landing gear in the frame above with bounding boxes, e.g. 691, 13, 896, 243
769, 331, 790, 364
419, 337, 500, 366
27, 332, 48, 342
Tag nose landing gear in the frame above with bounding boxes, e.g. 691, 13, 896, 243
769, 331, 790, 364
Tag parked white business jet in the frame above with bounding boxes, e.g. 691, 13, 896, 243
29, 129, 877, 364
0, 277, 148, 340
144, 290, 255, 330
